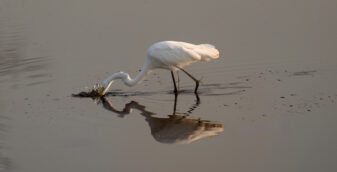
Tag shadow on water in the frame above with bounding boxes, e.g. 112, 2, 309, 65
73, 90, 224, 144
100, 82, 251, 97
73, 80, 250, 99
71, 76, 250, 144
71, 81, 249, 144
100, 94, 223, 144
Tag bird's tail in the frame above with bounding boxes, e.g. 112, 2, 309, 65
196, 44, 220, 61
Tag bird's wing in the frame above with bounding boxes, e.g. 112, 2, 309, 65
148, 41, 219, 68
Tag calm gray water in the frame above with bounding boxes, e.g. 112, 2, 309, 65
1, 0, 337, 172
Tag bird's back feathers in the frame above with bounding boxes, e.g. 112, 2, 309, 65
193, 43, 219, 61
147, 41, 219, 69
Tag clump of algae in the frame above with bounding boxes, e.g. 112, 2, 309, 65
72, 84, 101, 98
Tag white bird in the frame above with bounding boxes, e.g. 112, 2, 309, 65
98, 41, 220, 96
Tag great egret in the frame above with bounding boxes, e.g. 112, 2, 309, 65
98, 41, 220, 96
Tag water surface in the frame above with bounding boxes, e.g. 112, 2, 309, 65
1, 0, 337, 172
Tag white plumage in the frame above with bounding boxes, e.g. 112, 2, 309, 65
99, 41, 219, 96
147, 41, 219, 70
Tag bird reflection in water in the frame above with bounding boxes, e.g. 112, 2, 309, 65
97, 94, 223, 144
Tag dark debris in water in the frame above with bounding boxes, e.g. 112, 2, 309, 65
72, 89, 100, 98
72, 88, 142, 98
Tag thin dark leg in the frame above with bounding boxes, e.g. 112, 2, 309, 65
176, 67, 200, 93
171, 71, 178, 94
177, 71, 180, 90
173, 92, 178, 115
194, 92, 200, 102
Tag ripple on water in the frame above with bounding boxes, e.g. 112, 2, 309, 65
0, 17, 51, 88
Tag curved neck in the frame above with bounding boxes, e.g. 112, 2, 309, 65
102, 60, 151, 89
124, 67, 150, 86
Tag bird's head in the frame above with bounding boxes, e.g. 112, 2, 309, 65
92, 83, 105, 97
97, 71, 128, 96
98, 79, 114, 96
98, 81, 108, 97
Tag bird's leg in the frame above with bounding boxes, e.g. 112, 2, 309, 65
171, 71, 178, 94
173, 92, 178, 115
177, 71, 180, 90
176, 67, 200, 93
195, 91, 200, 102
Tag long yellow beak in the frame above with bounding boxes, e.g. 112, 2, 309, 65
99, 87, 105, 96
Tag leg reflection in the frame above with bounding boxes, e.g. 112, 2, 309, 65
98, 95, 223, 144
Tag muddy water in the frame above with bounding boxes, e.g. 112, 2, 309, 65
1, 0, 337, 172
